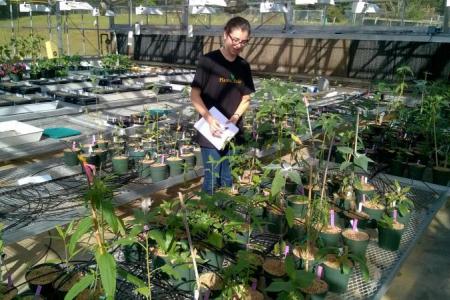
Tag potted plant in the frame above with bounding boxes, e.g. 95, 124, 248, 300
361, 193, 386, 228
318, 247, 369, 293
377, 212, 405, 251
385, 181, 414, 225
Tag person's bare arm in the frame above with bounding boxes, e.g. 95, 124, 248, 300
228, 94, 251, 125
191, 87, 223, 136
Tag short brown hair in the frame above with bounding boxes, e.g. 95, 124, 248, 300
224, 17, 251, 35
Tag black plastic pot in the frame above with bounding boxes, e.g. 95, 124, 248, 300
432, 166, 450, 186
407, 163, 426, 180
389, 159, 405, 177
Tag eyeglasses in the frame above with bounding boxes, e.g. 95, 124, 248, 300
227, 33, 250, 46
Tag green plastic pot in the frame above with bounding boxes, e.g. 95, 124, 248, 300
0, 283, 18, 300
323, 261, 352, 293
112, 156, 129, 175
287, 195, 308, 219
139, 159, 154, 178
354, 182, 376, 203
319, 226, 342, 247
342, 229, 369, 259
181, 153, 196, 170
63, 148, 80, 166
167, 157, 184, 177
150, 163, 169, 182
362, 203, 385, 228
286, 222, 306, 243
129, 149, 146, 168
25, 263, 62, 298
265, 207, 286, 235
407, 163, 426, 180
378, 224, 404, 251
96, 139, 109, 150
432, 166, 450, 186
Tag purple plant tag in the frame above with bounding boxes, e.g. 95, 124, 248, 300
35, 285, 42, 296
393, 209, 398, 221
316, 266, 324, 279
297, 185, 305, 195
330, 209, 335, 227
72, 141, 76, 150
251, 279, 257, 291
7, 273, 13, 287
203, 290, 210, 300
284, 245, 290, 257
351, 219, 358, 231
92, 134, 96, 144
161, 154, 165, 164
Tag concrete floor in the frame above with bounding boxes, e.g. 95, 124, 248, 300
382, 197, 450, 300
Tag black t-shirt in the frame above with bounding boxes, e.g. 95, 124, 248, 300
191, 49, 255, 148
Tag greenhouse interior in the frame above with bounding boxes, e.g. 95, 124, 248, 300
0, 0, 449, 299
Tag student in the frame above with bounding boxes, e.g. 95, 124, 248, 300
191, 16, 255, 195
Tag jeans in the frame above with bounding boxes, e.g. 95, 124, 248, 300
201, 147, 233, 195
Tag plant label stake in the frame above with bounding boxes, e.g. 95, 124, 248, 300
251, 278, 257, 290
358, 202, 363, 212
178, 192, 200, 299
203, 290, 210, 300
161, 154, 165, 164
393, 209, 398, 222
303, 96, 313, 136
7, 273, 13, 288
330, 209, 335, 227
362, 194, 366, 203
92, 134, 96, 145
316, 265, 323, 279
35, 285, 42, 296
351, 219, 358, 232
72, 141, 76, 150
284, 245, 290, 258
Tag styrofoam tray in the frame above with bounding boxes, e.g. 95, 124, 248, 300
0, 120, 44, 148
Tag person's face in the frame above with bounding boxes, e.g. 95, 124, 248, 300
223, 28, 250, 56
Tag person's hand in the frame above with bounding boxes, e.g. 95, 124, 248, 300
206, 116, 223, 137
228, 114, 240, 125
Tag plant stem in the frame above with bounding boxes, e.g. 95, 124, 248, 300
145, 233, 151, 300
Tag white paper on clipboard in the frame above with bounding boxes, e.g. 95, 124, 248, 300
194, 106, 239, 150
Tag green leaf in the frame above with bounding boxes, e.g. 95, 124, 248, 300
68, 217, 92, 257
287, 171, 302, 185
102, 200, 119, 234
339, 161, 352, 171
148, 230, 165, 249
117, 267, 145, 288
160, 264, 180, 279
271, 170, 286, 196
55, 225, 65, 239
206, 231, 224, 249
285, 256, 296, 279
64, 273, 95, 300
114, 237, 135, 247
354, 154, 373, 172
337, 146, 353, 155
265, 281, 292, 292
135, 287, 150, 297
285, 206, 295, 229
95, 250, 117, 299
294, 270, 315, 289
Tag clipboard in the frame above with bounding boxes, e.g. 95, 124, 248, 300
194, 106, 239, 150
